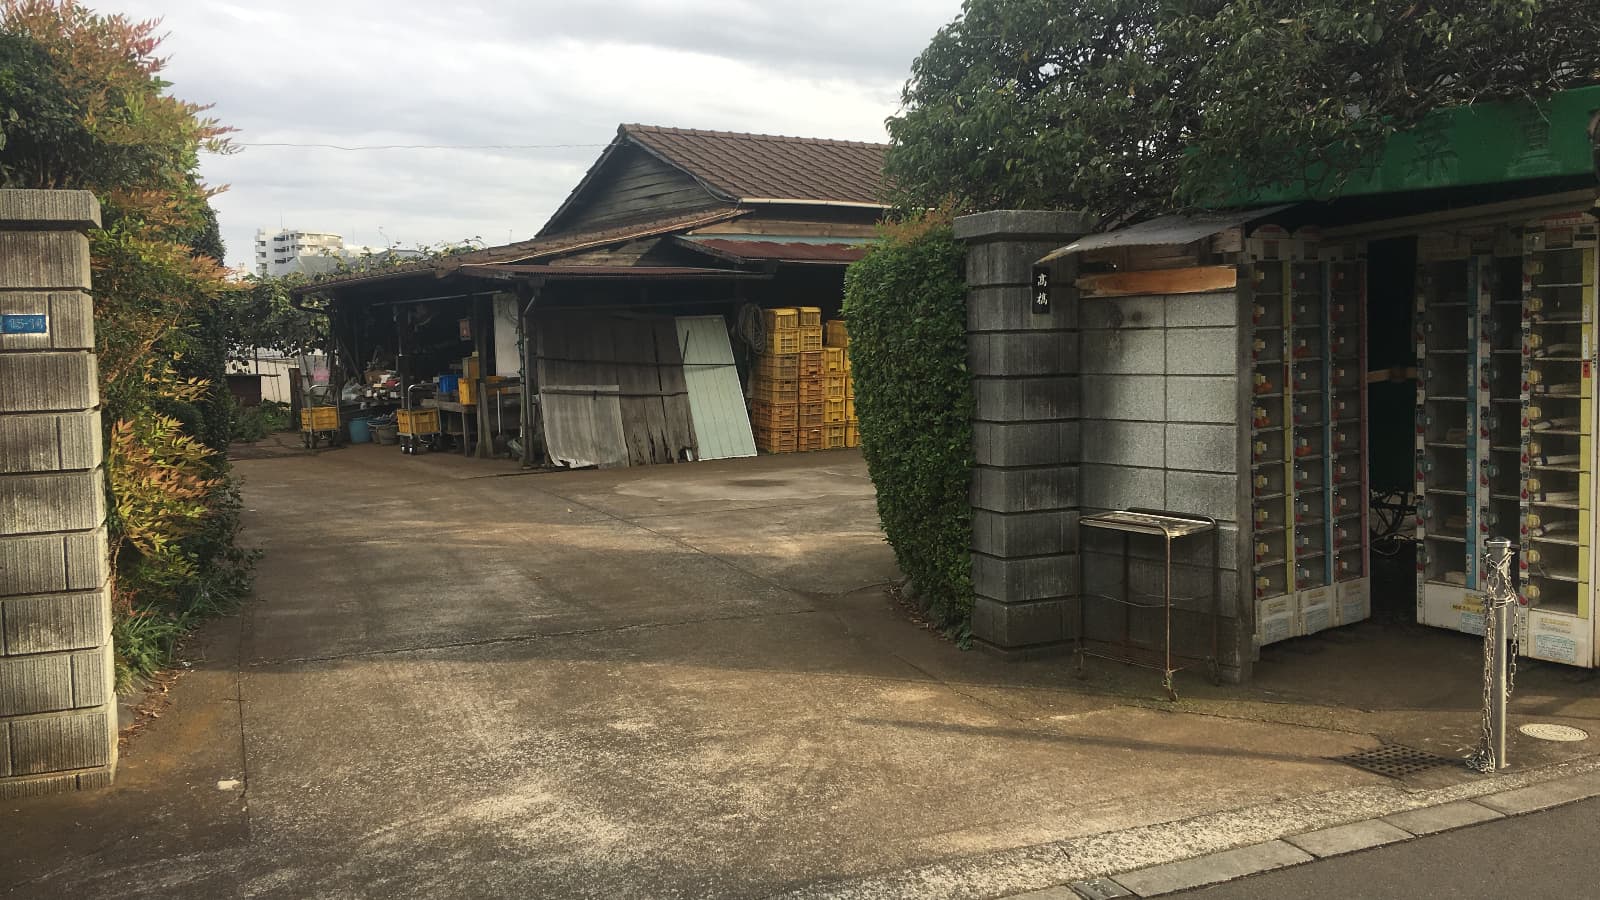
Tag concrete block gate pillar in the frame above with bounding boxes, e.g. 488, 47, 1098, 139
954, 210, 1095, 657
0, 190, 117, 798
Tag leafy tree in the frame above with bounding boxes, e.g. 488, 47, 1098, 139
887, 0, 1600, 222
2, 0, 251, 685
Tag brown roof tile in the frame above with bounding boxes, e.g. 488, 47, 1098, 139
621, 124, 888, 206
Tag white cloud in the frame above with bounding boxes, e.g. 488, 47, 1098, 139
90, 0, 961, 268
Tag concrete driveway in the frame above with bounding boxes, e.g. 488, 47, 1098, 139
4, 446, 1414, 898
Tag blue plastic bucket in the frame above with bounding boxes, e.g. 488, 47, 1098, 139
438, 374, 460, 396
347, 417, 372, 444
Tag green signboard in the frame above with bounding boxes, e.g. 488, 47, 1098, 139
1241, 85, 1600, 204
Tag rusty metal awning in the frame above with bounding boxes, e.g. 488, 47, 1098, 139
675, 236, 870, 265
1038, 205, 1293, 263
457, 264, 770, 282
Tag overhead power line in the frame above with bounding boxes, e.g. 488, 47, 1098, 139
223, 142, 609, 152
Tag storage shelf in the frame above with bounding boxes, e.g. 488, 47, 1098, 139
1532, 571, 1582, 584
1529, 535, 1580, 547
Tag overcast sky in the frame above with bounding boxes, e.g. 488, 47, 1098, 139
94, 1, 962, 270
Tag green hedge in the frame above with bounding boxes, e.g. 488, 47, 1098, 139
843, 213, 974, 634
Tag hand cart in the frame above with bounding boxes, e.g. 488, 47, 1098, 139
300, 404, 341, 449
397, 407, 441, 454
1077, 508, 1222, 700
397, 383, 440, 454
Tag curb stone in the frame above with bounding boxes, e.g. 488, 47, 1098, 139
769, 756, 1600, 900
1053, 767, 1600, 898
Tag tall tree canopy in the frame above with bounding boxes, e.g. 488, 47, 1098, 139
886, 0, 1600, 223
2, 0, 254, 684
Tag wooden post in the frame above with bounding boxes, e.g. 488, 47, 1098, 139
475, 294, 492, 458
519, 282, 540, 468
288, 367, 303, 423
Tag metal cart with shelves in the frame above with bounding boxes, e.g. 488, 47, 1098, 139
1078, 508, 1222, 700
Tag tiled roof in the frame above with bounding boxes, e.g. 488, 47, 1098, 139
621, 125, 889, 206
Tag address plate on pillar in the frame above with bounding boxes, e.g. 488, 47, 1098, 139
1, 314, 48, 335
1031, 265, 1051, 315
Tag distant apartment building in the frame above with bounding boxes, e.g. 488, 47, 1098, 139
254, 229, 348, 276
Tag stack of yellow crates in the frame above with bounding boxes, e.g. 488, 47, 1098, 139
752, 309, 853, 454
826, 319, 859, 447
795, 307, 826, 450
750, 308, 799, 452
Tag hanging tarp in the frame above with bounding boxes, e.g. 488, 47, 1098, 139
539, 385, 628, 469
675, 316, 756, 460
534, 313, 697, 466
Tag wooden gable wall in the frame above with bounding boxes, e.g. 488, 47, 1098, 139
543, 144, 726, 237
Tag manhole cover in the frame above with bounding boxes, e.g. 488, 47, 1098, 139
1519, 723, 1590, 742
1335, 744, 1458, 778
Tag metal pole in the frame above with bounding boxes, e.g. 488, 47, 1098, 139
1486, 538, 1513, 771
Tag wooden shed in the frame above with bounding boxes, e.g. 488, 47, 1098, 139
294, 125, 889, 468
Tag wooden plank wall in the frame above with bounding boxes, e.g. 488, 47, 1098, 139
535, 312, 696, 466
552, 148, 721, 235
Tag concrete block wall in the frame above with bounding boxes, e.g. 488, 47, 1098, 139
0, 189, 117, 797
1075, 288, 1253, 679
955, 211, 1093, 656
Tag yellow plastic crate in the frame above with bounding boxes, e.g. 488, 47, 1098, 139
763, 307, 800, 331
825, 320, 849, 347
751, 372, 798, 393
797, 307, 822, 327
846, 375, 855, 398
396, 408, 440, 435
798, 401, 825, 427
824, 423, 847, 449
798, 351, 824, 378
824, 374, 847, 400
799, 326, 823, 352
301, 406, 338, 432
754, 425, 797, 454
845, 397, 856, 421
846, 424, 860, 447
797, 426, 824, 452
756, 353, 800, 380
749, 399, 797, 428
823, 398, 846, 424
798, 379, 825, 404
766, 329, 801, 355
823, 347, 846, 372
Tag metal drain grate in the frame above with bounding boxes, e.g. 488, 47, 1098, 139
1335, 744, 1458, 778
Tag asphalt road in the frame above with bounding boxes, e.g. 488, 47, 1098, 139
1175, 796, 1600, 899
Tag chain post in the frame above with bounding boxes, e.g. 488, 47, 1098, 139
1471, 539, 1516, 773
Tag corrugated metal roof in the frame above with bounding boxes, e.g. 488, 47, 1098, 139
1038, 205, 1293, 263
291, 209, 750, 295
677, 237, 870, 264
675, 316, 756, 461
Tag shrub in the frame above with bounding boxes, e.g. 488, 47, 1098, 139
843, 210, 974, 635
